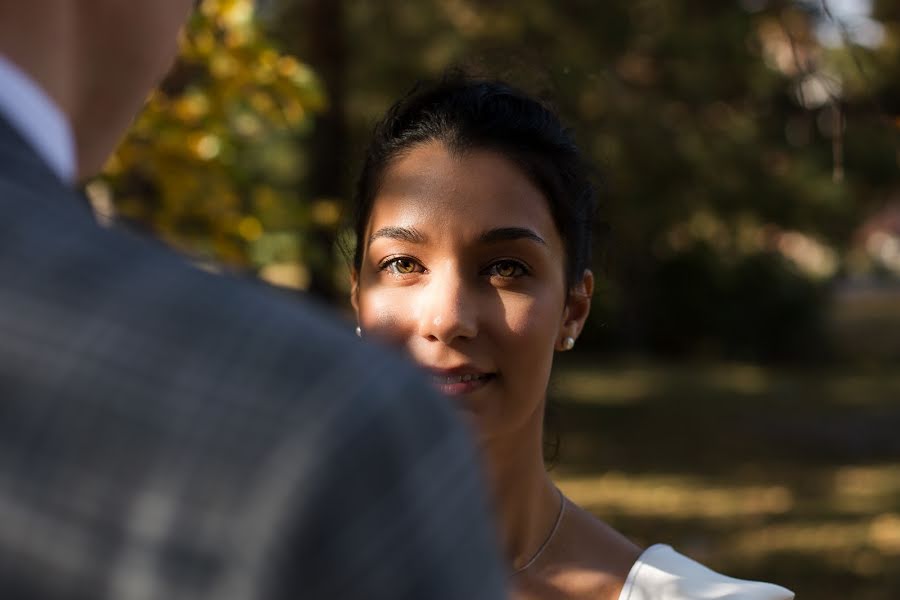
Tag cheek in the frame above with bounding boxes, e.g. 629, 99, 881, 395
491, 293, 562, 391
499, 291, 563, 347
491, 293, 560, 411
358, 287, 419, 342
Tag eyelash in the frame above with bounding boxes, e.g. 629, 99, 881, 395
377, 257, 531, 279
378, 256, 424, 275
485, 259, 530, 279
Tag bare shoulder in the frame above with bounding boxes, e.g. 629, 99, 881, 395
516, 498, 643, 600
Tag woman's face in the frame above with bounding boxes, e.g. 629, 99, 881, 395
353, 140, 592, 443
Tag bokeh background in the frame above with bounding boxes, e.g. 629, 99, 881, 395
86, 0, 900, 597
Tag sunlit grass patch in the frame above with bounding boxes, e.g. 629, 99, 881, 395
832, 465, 900, 515
726, 512, 900, 580
556, 471, 795, 520
550, 359, 900, 407
549, 360, 900, 598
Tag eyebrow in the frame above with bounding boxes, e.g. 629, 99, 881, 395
478, 227, 546, 246
369, 226, 427, 246
367, 226, 546, 248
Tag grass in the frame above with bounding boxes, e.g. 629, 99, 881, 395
549, 358, 900, 599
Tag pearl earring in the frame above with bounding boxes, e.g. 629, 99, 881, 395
562, 336, 575, 351
355, 326, 362, 338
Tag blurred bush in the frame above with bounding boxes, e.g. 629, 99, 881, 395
95, 0, 326, 288
303, 0, 897, 362
94, 0, 899, 360
644, 245, 828, 361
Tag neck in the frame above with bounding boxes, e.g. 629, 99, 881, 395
481, 407, 562, 572
0, 4, 75, 122
0, 3, 87, 181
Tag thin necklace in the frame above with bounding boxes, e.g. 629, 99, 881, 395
510, 488, 566, 576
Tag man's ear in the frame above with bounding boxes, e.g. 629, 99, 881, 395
558, 269, 594, 348
350, 269, 360, 314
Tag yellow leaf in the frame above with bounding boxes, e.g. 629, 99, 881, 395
238, 216, 264, 241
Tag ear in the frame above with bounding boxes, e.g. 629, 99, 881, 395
557, 269, 594, 350
350, 269, 360, 314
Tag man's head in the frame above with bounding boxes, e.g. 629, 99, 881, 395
0, 0, 195, 180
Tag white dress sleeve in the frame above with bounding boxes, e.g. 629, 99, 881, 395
618, 544, 795, 600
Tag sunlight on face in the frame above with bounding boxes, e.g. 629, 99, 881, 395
354, 141, 573, 442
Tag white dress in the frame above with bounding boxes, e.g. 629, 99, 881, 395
618, 544, 795, 600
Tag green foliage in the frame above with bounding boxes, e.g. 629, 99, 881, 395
101, 0, 898, 357
640, 245, 828, 360
100, 0, 326, 282
322, 0, 898, 358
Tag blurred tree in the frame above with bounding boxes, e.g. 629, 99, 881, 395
264, 0, 349, 300
101, 0, 898, 359
97, 0, 325, 289
267, 0, 898, 360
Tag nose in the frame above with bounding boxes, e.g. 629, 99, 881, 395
418, 265, 478, 344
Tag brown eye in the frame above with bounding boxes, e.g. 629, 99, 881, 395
395, 258, 416, 274
490, 260, 527, 278
382, 257, 421, 275
497, 263, 516, 277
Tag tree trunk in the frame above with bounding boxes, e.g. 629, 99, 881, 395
267, 0, 348, 302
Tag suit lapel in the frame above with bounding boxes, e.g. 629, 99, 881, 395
0, 114, 96, 222
0, 113, 67, 191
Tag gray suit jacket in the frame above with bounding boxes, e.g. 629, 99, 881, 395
0, 116, 506, 600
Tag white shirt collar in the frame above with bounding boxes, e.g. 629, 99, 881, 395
0, 55, 77, 183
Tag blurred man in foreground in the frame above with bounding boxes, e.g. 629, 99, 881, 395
0, 2, 506, 599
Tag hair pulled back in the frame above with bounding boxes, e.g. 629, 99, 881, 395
352, 72, 595, 290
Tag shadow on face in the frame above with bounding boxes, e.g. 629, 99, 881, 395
353, 141, 592, 445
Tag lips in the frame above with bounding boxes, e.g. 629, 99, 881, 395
431, 373, 491, 385
426, 368, 496, 396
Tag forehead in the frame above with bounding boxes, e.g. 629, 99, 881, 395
368, 141, 560, 244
